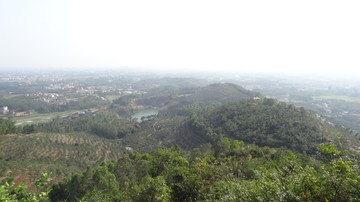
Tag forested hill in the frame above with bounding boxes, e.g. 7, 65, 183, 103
186, 83, 260, 104
187, 98, 355, 154
123, 97, 358, 155
160, 83, 260, 115
114, 83, 359, 154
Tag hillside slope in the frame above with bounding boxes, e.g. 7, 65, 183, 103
0, 132, 125, 186
187, 98, 343, 154
48, 139, 360, 201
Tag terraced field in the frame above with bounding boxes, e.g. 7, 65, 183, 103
0, 132, 125, 186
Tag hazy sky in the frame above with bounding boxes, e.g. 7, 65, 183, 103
0, 0, 359, 75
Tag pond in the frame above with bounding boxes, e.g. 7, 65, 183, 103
131, 108, 159, 122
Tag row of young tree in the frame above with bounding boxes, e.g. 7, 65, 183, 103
43, 139, 359, 201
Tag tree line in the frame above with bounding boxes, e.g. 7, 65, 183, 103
1, 111, 137, 139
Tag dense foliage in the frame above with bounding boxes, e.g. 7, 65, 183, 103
0, 172, 52, 201
35, 111, 137, 139
48, 139, 360, 201
189, 98, 337, 154
0, 118, 19, 135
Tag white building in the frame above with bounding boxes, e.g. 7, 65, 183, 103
1, 106, 9, 114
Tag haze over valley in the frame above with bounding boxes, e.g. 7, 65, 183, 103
1, 0, 360, 201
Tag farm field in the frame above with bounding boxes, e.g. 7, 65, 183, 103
0, 132, 125, 186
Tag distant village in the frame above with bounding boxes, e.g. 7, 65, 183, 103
0, 72, 147, 118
